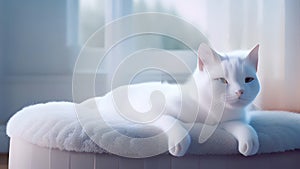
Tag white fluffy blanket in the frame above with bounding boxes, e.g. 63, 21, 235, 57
6, 102, 300, 156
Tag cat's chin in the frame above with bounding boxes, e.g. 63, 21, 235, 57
226, 99, 251, 108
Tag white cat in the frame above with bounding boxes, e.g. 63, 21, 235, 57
81, 43, 260, 157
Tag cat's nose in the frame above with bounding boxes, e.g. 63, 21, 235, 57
235, 89, 244, 97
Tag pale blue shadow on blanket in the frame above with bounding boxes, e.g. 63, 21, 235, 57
6, 102, 300, 156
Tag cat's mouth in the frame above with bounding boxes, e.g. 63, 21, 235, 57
226, 97, 251, 105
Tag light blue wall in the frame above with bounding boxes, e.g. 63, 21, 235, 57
0, 0, 3, 77
0, 0, 4, 124
0, 0, 82, 123
4, 0, 77, 75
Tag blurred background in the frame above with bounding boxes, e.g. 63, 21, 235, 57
0, 0, 299, 153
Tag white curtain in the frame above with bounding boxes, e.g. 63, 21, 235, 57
150, 0, 298, 111
111, 0, 300, 111
193, 0, 299, 112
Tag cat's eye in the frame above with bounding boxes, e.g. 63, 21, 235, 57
245, 77, 254, 83
216, 77, 228, 84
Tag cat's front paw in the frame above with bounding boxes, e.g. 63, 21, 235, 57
168, 133, 191, 157
239, 136, 259, 156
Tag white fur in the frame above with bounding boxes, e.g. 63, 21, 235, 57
7, 102, 300, 156
82, 43, 261, 156
7, 46, 300, 157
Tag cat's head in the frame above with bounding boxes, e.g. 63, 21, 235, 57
197, 44, 260, 108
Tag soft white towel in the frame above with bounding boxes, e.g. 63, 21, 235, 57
6, 102, 300, 156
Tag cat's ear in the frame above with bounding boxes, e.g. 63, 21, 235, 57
246, 44, 259, 71
197, 43, 220, 71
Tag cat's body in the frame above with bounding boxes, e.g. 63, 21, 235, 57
81, 44, 260, 157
